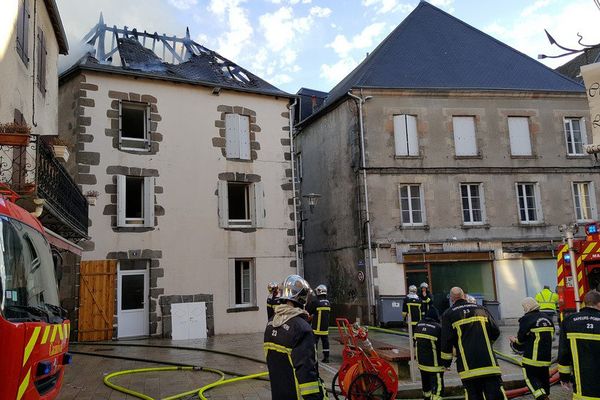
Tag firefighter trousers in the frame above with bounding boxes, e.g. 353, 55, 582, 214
314, 334, 329, 355
522, 366, 550, 399
420, 370, 444, 400
463, 375, 507, 400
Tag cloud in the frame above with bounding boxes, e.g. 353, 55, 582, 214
429, 0, 454, 9
310, 6, 332, 18
361, 0, 408, 14
520, 0, 552, 17
168, 0, 197, 10
208, 0, 253, 60
320, 57, 358, 83
327, 22, 386, 57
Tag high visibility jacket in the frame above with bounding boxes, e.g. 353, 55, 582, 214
403, 296, 422, 326
415, 317, 444, 372
419, 291, 433, 314
264, 314, 328, 400
512, 310, 554, 367
558, 307, 600, 400
535, 288, 558, 312
307, 297, 331, 335
267, 295, 279, 320
440, 299, 501, 380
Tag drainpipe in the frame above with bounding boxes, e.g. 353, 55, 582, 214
347, 90, 375, 323
32, 0, 38, 127
288, 98, 301, 276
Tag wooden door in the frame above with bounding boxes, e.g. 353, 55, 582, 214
78, 260, 117, 341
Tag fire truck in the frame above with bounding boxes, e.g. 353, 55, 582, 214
557, 222, 600, 317
0, 190, 71, 400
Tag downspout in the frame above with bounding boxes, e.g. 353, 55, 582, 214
288, 98, 301, 276
32, 0, 38, 127
347, 91, 375, 322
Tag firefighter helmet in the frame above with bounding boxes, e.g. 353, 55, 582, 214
315, 284, 327, 296
408, 285, 417, 293
420, 282, 429, 289
279, 275, 311, 306
267, 281, 279, 294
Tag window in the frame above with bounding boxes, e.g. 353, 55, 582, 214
228, 259, 255, 307
572, 182, 597, 222
394, 114, 419, 156
16, 0, 29, 65
119, 101, 151, 150
218, 181, 265, 228
116, 175, 155, 227
36, 28, 46, 94
452, 116, 478, 156
508, 117, 532, 156
399, 184, 425, 225
461, 183, 485, 224
294, 152, 303, 183
225, 113, 250, 160
564, 117, 587, 155
516, 183, 542, 224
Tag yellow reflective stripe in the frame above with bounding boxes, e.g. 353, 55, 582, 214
299, 381, 320, 395
531, 327, 554, 333
267, 304, 274, 308
431, 339, 439, 367
435, 372, 443, 399
16, 368, 31, 400
418, 364, 445, 372
521, 358, 551, 367
316, 309, 322, 332
532, 331, 540, 362
40, 325, 51, 344
414, 333, 438, 341
558, 364, 572, 374
458, 366, 502, 379
313, 330, 329, 335
263, 342, 292, 354
567, 332, 600, 341
501, 386, 508, 400
441, 352, 453, 360
481, 319, 497, 367
522, 368, 536, 397
452, 315, 488, 328
573, 394, 600, 400
532, 389, 546, 398
456, 324, 469, 370
67, 322, 71, 339
50, 325, 58, 343
423, 391, 432, 397
23, 327, 41, 366
58, 324, 65, 340
316, 307, 330, 311
570, 337, 582, 396
63, 324, 69, 340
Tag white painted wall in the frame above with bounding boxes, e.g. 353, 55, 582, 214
377, 262, 405, 295
494, 259, 528, 319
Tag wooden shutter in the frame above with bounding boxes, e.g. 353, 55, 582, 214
239, 115, 250, 160
453, 116, 477, 156
508, 117, 531, 156
23, 0, 29, 60
218, 180, 229, 228
16, 0, 24, 57
146, 104, 152, 150
143, 177, 155, 227
253, 182, 265, 228
118, 100, 123, 147
78, 260, 117, 341
225, 114, 240, 158
116, 175, 126, 227
393, 115, 408, 156
406, 115, 418, 155
37, 28, 46, 94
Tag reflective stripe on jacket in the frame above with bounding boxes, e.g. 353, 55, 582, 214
535, 288, 558, 311
415, 318, 444, 372
403, 297, 422, 326
513, 310, 554, 367
307, 297, 331, 335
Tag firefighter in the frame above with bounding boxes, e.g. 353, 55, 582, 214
264, 275, 328, 400
509, 297, 553, 400
266, 281, 279, 320
534, 285, 558, 320
440, 287, 506, 400
415, 306, 444, 400
558, 289, 600, 399
307, 284, 331, 363
419, 282, 433, 314
403, 285, 422, 327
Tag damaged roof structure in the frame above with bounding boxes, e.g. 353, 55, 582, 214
60, 14, 288, 97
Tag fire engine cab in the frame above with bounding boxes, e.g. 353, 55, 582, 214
557, 222, 600, 317
0, 190, 71, 400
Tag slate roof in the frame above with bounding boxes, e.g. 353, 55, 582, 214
296, 88, 328, 123
304, 1, 584, 125
555, 47, 600, 83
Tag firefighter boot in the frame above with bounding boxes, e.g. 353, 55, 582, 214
322, 351, 330, 363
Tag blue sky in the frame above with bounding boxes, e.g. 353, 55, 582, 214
56, 0, 600, 93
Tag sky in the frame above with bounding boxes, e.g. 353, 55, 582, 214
54, 0, 600, 94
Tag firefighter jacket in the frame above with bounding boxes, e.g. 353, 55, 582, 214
403, 295, 422, 326
440, 299, 501, 380
419, 290, 433, 314
415, 317, 444, 372
264, 305, 328, 400
558, 307, 600, 400
512, 310, 554, 367
535, 288, 558, 312
307, 297, 331, 335
267, 294, 279, 320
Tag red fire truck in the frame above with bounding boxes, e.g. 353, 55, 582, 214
0, 190, 71, 400
557, 222, 600, 317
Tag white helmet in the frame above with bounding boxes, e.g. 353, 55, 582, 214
408, 285, 417, 293
279, 275, 311, 306
315, 284, 327, 296
420, 282, 429, 289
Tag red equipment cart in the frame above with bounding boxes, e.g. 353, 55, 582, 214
332, 318, 398, 400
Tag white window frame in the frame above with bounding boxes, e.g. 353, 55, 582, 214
119, 101, 152, 151
218, 181, 265, 228
508, 116, 532, 156
460, 183, 486, 225
225, 113, 251, 160
229, 258, 256, 307
116, 175, 155, 227
399, 184, 426, 226
564, 117, 587, 156
452, 116, 478, 156
393, 114, 419, 156
515, 182, 543, 224
572, 181, 597, 222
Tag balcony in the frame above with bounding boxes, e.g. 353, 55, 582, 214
0, 135, 88, 240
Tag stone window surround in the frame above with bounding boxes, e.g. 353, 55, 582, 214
385, 107, 429, 160
217, 172, 262, 233
213, 105, 261, 161
497, 109, 540, 159
553, 111, 591, 158
443, 108, 486, 159
104, 166, 164, 232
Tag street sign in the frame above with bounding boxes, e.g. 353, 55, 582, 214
357, 271, 365, 282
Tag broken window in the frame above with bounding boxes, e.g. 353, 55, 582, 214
217, 181, 264, 228
452, 116, 478, 156
36, 28, 46, 94
516, 182, 542, 224
119, 101, 151, 150
394, 114, 419, 156
399, 184, 425, 226
231, 259, 255, 307
508, 117, 532, 156
16, 0, 29, 66
225, 114, 250, 160
116, 175, 155, 227
564, 117, 586, 155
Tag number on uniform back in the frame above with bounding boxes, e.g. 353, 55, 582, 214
587, 323, 594, 329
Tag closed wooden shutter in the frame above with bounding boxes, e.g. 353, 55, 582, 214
218, 180, 228, 227
143, 177, 155, 227
116, 175, 126, 227
239, 115, 250, 160
508, 117, 531, 156
78, 260, 117, 341
453, 116, 477, 156
253, 182, 265, 228
225, 114, 240, 158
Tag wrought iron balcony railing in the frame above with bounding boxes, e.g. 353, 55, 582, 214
0, 135, 88, 240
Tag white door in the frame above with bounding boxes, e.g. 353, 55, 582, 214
117, 267, 149, 338
171, 302, 207, 340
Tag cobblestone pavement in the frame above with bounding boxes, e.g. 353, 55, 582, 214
58, 325, 568, 399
